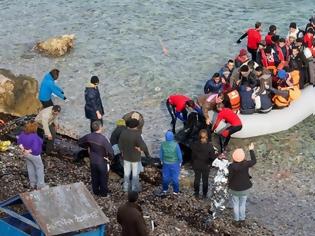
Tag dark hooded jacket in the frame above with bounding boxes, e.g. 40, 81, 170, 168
117, 202, 148, 236
191, 140, 216, 170
84, 84, 104, 120
238, 85, 255, 114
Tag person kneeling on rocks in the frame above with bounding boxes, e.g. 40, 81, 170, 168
78, 121, 113, 197
159, 130, 182, 195
228, 143, 256, 227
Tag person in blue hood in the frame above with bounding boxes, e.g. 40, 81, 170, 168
39, 69, 66, 108
159, 130, 182, 195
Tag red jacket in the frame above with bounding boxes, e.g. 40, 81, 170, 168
274, 44, 284, 62
304, 34, 314, 49
247, 29, 262, 49
168, 95, 191, 112
265, 34, 273, 46
212, 108, 242, 130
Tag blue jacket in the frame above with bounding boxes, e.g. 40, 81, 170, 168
160, 131, 182, 165
84, 85, 104, 120
204, 79, 223, 94
239, 85, 255, 114
39, 73, 65, 102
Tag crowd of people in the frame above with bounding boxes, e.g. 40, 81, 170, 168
13, 16, 315, 233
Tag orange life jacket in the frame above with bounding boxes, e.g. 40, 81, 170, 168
226, 90, 241, 112
273, 70, 300, 108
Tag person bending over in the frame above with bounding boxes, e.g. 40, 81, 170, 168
211, 104, 242, 153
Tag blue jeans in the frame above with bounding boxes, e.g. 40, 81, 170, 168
123, 160, 140, 192
162, 163, 180, 193
231, 194, 247, 221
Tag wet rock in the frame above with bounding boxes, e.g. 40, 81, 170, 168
0, 69, 41, 116
34, 34, 75, 57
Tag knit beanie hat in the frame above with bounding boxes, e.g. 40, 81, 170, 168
90, 76, 99, 85
239, 49, 247, 56
131, 112, 141, 120
126, 118, 139, 128
277, 70, 287, 79
232, 148, 245, 162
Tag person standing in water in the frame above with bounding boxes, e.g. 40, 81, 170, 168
84, 76, 104, 132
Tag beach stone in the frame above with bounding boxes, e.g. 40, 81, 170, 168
34, 34, 75, 57
0, 69, 41, 116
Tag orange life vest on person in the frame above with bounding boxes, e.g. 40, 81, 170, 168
272, 70, 301, 108
272, 87, 301, 108
226, 90, 241, 112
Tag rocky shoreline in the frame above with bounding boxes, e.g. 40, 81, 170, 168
1, 113, 315, 235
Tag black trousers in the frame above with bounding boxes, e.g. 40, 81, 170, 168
91, 163, 108, 195
40, 99, 54, 108
219, 125, 242, 153
166, 99, 188, 133
193, 168, 210, 196
89, 118, 103, 133
37, 124, 56, 155
247, 47, 257, 62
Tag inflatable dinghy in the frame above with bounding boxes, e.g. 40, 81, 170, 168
214, 86, 315, 138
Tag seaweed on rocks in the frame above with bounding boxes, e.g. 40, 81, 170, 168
0, 114, 274, 235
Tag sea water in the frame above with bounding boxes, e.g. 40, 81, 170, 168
0, 0, 312, 150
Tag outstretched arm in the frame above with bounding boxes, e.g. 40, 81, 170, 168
236, 32, 248, 43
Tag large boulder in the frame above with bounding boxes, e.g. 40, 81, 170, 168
34, 34, 75, 57
0, 69, 41, 116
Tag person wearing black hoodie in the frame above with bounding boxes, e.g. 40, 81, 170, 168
191, 129, 216, 198
84, 76, 104, 132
